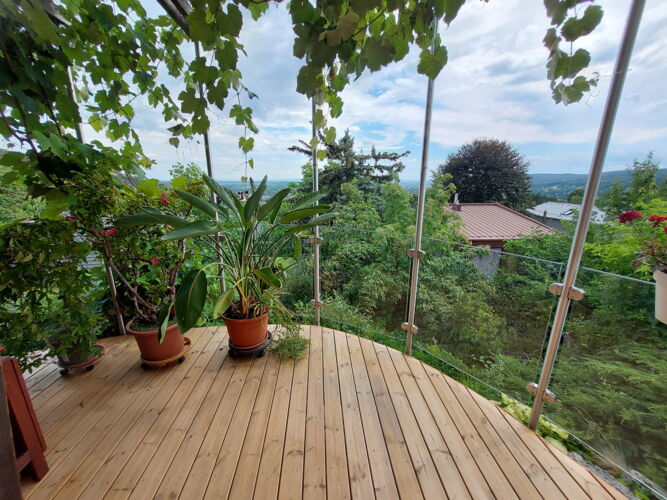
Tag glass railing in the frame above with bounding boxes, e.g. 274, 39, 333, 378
545, 268, 666, 496
285, 225, 667, 498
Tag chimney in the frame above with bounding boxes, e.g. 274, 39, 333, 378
452, 193, 462, 211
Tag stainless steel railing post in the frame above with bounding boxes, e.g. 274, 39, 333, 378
310, 99, 322, 326
528, 0, 646, 430
403, 22, 438, 356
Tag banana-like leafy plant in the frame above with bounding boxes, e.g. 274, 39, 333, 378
121, 175, 334, 337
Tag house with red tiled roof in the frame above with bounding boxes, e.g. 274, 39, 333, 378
447, 198, 552, 249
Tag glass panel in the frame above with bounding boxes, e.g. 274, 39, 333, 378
414, 236, 562, 406
546, 269, 667, 494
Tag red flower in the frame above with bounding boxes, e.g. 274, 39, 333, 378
100, 229, 109, 236
648, 215, 667, 227
107, 227, 117, 236
65, 216, 76, 222
664, 226, 667, 234
160, 197, 171, 205
618, 210, 643, 223
160, 192, 167, 197
150, 257, 159, 265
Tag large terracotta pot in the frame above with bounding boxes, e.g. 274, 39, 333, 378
654, 270, 667, 325
222, 312, 269, 350
126, 320, 185, 362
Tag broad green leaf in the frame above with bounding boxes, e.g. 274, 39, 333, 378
257, 188, 291, 221
284, 213, 337, 234
115, 214, 160, 227
213, 287, 234, 317
561, 5, 603, 42
157, 302, 172, 343
137, 178, 162, 197
175, 269, 208, 332
140, 207, 189, 228
161, 220, 220, 241
417, 45, 448, 80
444, 0, 465, 24
289, 191, 328, 210
279, 206, 331, 224
294, 236, 302, 259
296, 66, 323, 97
203, 175, 241, 218
253, 267, 281, 288
243, 176, 267, 220
174, 189, 220, 218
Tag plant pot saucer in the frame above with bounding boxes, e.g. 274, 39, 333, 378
59, 343, 106, 376
228, 331, 273, 358
140, 337, 191, 369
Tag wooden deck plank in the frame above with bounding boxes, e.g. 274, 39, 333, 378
332, 328, 374, 500
225, 352, 281, 500
358, 336, 424, 500
101, 328, 219, 499
253, 356, 295, 500
278, 326, 311, 500
24, 329, 212, 500
169, 354, 254, 500
386, 345, 472, 500
405, 355, 494, 499
445, 374, 541, 500
152, 347, 239, 499
202, 354, 269, 499
423, 363, 519, 499
496, 405, 599, 500
19, 326, 624, 500
322, 327, 351, 500
345, 333, 400, 500
303, 325, 327, 500
372, 341, 448, 499
466, 387, 568, 500
76, 327, 226, 500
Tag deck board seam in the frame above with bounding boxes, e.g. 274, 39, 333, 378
440, 372, 528, 500
59, 327, 220, 500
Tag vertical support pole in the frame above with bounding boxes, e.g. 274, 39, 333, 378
67, 66, 126, 335
528, 0, 645, 430
403, 21, 438, 356
194, 41, 225, 294
310, 99, 322, 326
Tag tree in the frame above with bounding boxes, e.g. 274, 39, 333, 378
598, 153, 661, 218
567, 187, 584, 203
289, 130, 409, 205
435, 139, 532, 211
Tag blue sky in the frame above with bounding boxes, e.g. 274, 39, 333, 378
88, 0, 667, 181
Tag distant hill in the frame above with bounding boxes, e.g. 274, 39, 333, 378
530, 169, 667, 199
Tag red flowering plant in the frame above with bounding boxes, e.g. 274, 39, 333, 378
618, 210, 667, 272
69, 173, 197, 339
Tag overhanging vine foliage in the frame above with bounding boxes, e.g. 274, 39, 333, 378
0, 0, 604, 216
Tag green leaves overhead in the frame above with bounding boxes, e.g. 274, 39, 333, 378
543, 1, 603, 105
418, 45, 448, 80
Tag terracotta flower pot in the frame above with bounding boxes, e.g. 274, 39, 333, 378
222, 312, 269, 350
126, 320, 185, 362
654, 270, 667, 325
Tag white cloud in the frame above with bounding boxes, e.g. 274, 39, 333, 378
127, 0, 666, 180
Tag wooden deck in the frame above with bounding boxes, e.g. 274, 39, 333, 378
20, 325, 623, 500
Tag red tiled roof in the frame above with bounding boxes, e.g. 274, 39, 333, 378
447, 203, 552, 242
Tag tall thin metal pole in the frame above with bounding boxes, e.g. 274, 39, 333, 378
528, 0, 645, 430
403, 21, 438, 356
310, 99, 322, 325
194, 41, 225, 294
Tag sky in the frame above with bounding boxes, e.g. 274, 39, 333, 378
86, 0, 667, 181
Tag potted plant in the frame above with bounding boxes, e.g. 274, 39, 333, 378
619, 210, 667, 323
104, 190, 194, 363
0, 219, 103, 372
133, 176, 334, 352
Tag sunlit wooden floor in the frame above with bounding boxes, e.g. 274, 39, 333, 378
20, 325, 624, 499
